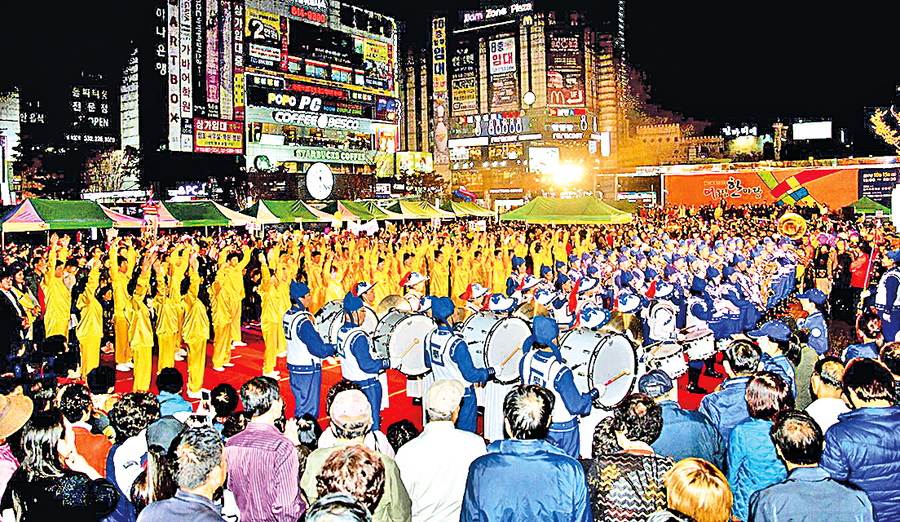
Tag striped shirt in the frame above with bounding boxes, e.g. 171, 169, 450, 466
225, 422, 305, 522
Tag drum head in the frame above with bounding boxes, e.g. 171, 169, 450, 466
684, 328, 713, 342
650, 343, 682, 358
484, 317, 532, 384
314, 301, 344, 345
588, 333, 637, 410
389, 314, 435, 376
377, 295, 412, 316
362, 305, 378, 333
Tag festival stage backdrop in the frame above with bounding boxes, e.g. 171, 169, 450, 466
664, 166, 900, 208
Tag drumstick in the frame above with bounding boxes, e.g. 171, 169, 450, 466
398, 338, 420, 360
602, 370, 629, 387
500, 345, 521, 368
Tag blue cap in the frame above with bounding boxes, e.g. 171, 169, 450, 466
512, 256, 525, 268
887, 250, 900, 263
617, 255, 628, 264
290, 281, 310, 301
706, 267, 720, 279
686, 254, 698, 264
797, 288, 827, 305
343, 292, 364, 313
620, 271, 633, 284
691, 276, 707, 293
432, 296, 455, 321
671, 254, 683, 263
540, 265, 552, 277
556, 260, 566, 269
733, 254, 747, 265
638, 369, 674, 397
635, 251, 647, 262
723, 266, 736, 278
586, 265, 599, 276
747, 320, 791, 341
533, 316, 560, 345
664, 264, 679, 277
557, 273, 570, 286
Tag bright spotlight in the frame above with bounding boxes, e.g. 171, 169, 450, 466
554, 164, 583, 186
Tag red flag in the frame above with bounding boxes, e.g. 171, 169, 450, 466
645, 280, 658, 299
568, 279, 580, 313
863, 247, 878, 290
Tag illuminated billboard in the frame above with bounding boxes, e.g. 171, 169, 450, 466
547, 32, 585, 107
433, 17, 449, 165
792, 121, 832, 140
397, 152, 434, 175
451, 40, 477, 114
529, 147, 560, 175
489, 37, 516, 75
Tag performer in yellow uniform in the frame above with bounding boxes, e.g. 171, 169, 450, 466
156, 245, 187, 371
129, 253, 156, 392
109, 239, 136, 371
210, 251, 239, 371
430, 249, 450, 297
182, 253, 210, 397
42, 234, 72, 339
223, 245, 251, 347
75, 248, 103, 380
258, 249, 287, 377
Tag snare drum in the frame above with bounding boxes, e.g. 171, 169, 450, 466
373, 310, 435, 376
647, 343, 687, 379
683, 329, 715, 361
316, 300, 377, 345
459, 312, 532, 385
558, 328, 637, 410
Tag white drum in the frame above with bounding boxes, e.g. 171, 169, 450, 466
683, 329, 715, 361
558, 328, 637, 410
459, 312, 532, 384
647, 343, 687, 379
373, 310, 435, 376
315, 300, 377, 345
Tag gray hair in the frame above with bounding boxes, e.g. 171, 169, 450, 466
175, 427, 223, 491
305, 493, 372, 522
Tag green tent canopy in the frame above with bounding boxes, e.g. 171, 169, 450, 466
2, 198, 114, 232
161, 201, 254, 227
848, 196, 891, 215
383, 201, 429, 219
244, 200, 320, 224
500, 196, 633, 224
321, 201, 380, 221
443, 201, 496, 217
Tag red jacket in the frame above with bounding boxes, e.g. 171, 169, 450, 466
850, 253, 869, 289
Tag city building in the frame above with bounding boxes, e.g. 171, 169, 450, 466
0, 91, 21, 204
66, 72, 120, 150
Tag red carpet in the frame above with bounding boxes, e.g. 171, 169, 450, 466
109, 328, 722, 434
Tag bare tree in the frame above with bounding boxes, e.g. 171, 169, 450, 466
83, 147, 141, 193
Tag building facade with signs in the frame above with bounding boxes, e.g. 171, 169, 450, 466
401, 3, 622, 207
242, 0, 399, 200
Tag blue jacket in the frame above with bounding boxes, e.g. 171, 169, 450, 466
800, 311, 828, 356
843, 342, 880, 363
727, 418, 787, 521
461, 439, 591, 522
699, 376, 751, 445
652, 401, 726, 472
821, 406, 900, 522
157, 391, 193, 418
748, 467, 874, 522
760, 353, 797, 397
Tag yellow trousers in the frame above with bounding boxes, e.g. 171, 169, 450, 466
186, 339, 207, 393
79, 337, 100, 381
132, 344, 152, 392
230, 306, 242, 343
157, 332, 179, 372
114, 315, 131, 364
212, 324, 231, 369
261, 322, 284, 374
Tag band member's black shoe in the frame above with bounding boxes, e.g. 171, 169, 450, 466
686, 382, 708, 395
704, 368, 724, 379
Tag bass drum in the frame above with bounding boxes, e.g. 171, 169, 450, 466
373, 310, 435, 376
459, 312, 532, 385
377, 295, 412, 316
558, 328, 637, 410
315, 300, 377, 345
512, 301, 550, 323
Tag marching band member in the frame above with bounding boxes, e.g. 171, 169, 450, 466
644, 281, 679, 346
520, 316, 599, 458
460, 283, 490, 316
424, 297, 494, 433
505, 256, 526, 297
353, 281, 377, 306
283, 281, 336, 419
875, 250, 900, 343
721, 265, 760, 331
796, 289, 829, 356
401, 271, 429, 311
685, 277, 720, 394
337, 292, 390, 431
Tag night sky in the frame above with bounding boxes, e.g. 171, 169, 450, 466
1, 0, 897, 151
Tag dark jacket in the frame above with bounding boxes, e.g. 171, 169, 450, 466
651, 401, 725, 472
727, 418, 786, 521
821, 406, 900, 522
749, 467, 874, 522
698, 376, 751, 445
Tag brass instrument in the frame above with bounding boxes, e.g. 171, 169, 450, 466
777, 213, 807, 240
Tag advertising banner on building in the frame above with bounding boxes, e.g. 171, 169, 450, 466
220, 1, 234, 120
233, 1, 244, 120
489, 37, 516, 75
168, 0, 182, 151
432, 17, 449, 165
664, 168, 867, 209
192, 0, 206, 117
858, 168, 900, 205
490, 73, 518, 112
179, 0, 194, 151
245, 7, 281, 71
547, 31, 584, 107
194, 118, 244, 153
206, 0, 220, 118
397, 152, 434, 174
451, 41, 477, 114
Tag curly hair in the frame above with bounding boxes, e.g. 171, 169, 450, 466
316, 445, 385, 513
59, 383, 92, 424
109, 392, 161, 441
615, 393, 664, 445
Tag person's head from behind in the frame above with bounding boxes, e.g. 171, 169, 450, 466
109, 392, 161, 442
591, 416, 621, 458
87, 366, 116, 395
857, 308, 882, 343
385, 420, 419, 453
240, 376, 282, 420
303, 493, 371, 522
811, 356, 844, 400
316, 445, 385, 513
771, 410, 823, 469
223, 411, 251, 439
880, 341, 900, 378
174, 426, 227, 497
211, 383, 239, 420
329, 390, 372, 441
503, 384, 553, 440
59, 383, 92, 424
664, 458, 732, 522
19, 408, 72, 481
614, 393, 664, 446
746, 372, 794, 422
723, 340, 761, 378
327, 380, 363, 414
423, 379, 463, 424
842, 358, 896, 409
156, 368, 185, 395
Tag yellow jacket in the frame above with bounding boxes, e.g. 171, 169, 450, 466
127, 268, 154, 348
182, 270, 210, 344
75, 261, 103, 341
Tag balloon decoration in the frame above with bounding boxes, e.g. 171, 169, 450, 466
453, 186, 476, 202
